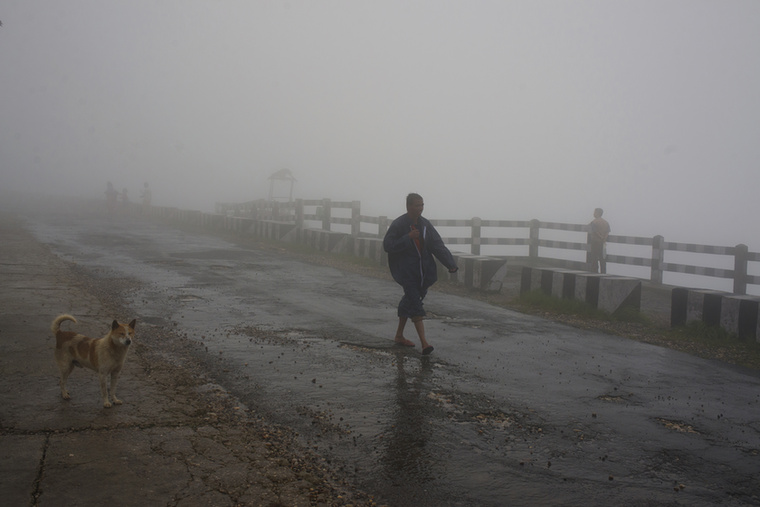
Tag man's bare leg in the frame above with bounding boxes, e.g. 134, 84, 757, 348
412, 316, 433, 354
394, 317, 415, 346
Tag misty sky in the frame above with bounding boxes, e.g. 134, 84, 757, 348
1, 1, 759, 248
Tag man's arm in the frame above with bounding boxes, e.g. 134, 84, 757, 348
426, 223, 458, 272
383, 220, 413, 254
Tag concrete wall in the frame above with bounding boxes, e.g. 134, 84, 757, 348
671, 288, 760, 342
520, 266, 641, 315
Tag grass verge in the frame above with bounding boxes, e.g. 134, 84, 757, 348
515, 290, 649, 324
514, 290, 760, 371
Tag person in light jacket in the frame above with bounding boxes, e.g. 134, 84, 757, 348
589, 207, 611, 274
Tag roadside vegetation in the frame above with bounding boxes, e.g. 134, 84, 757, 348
513, 290, 760, 371
515, 289, 649, 324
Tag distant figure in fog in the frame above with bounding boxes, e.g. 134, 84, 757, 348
140, 182, 152, 212
120, 188, 129, 209
105, 181, 118, 214
589, 208, 611, 274
383, 193, 458, 355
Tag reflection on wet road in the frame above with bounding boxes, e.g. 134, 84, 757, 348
29, 211, 760, 506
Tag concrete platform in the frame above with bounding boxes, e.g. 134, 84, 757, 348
520, 267, 641, 315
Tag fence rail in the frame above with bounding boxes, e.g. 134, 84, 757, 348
215, 198, 757, 295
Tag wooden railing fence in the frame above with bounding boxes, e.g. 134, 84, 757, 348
216, 199, 757, 295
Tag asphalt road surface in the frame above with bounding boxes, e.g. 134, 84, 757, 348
21, 204, 760, 506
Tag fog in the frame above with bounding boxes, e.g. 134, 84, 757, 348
2, 1, 759, 248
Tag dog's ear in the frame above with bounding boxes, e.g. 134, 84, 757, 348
112, 320, 119, 331
129, 319, 137, 329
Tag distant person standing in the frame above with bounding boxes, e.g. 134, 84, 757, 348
140, 182, 152, 212
383, 193, 458, 355
589, 208, 611, 274
120, 188, 130, 210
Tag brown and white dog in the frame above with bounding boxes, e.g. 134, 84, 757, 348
51, 314, 136, 408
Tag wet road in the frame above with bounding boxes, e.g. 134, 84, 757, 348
27, 209, 760, 506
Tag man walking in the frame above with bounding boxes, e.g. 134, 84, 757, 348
383, 193, 458, 355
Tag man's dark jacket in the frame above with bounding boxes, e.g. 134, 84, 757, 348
383, 213, 457, 290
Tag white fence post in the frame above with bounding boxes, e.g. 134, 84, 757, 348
651, 235, 664, 284
734, 244, 748, 295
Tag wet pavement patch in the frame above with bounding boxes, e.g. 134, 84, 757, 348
656, 418, 701, 434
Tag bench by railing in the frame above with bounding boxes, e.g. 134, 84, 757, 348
214, 198, 758, 295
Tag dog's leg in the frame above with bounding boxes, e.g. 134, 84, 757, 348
59, 363, 75, 400
98, 372, 112, 408
110, 370, 123, 405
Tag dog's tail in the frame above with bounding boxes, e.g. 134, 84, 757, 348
51, 314, 77, 335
